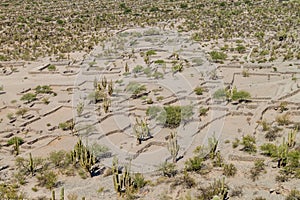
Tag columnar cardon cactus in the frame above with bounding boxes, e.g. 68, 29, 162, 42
112, 157, 134, 196
208, 136, 218, 159
167, 131, 179, 163
133, 118, 150, 145
287, 127, 297, 148
108, 80, 113, 96
102, 76, 107, 89
278, 138, 288, 168
103, 97, 111, 113
71, 139, 95, 176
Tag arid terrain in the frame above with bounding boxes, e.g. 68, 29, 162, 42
0, 0, 299, 200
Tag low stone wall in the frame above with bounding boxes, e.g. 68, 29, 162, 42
278, 88, 300, 101
42, 106, 63, 117
20, 117, 41, 127
228, 154, 264, 162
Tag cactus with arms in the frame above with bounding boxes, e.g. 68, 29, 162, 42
133, 118, 150, 145
112, 157, 134, 196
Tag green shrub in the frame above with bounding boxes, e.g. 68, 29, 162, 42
158, 162, 177, 177
15, 108, 28, 117
132, 65, 143, 73
20, 93, 37, 103
194, 86, 204, 95
231, 88, 251, 101
6, 113, 14, 120
154, 59, 165, 64
259, 119, 269, 131
59, 121, 74, 131
223, 163, 237, 177
198, 178, 228, 200
236, 45, 246, 53
232, 138, 240, 149
265, 126, 281, 141
250, 160, 266, 181
185, 156, 203, 172
47, 64, 56, 71
143, 67, 152, 77
133, 173, 147, 189
0, 183, 27, 199
260, 143, 278, 157
213, 88, 227, 100
286, 190, 300, 200
152, 71, 164, 79
7, 137, 24, 146
199, 107, 209, 116
146, 106, 162, 119
276, 113, 290, 126
36, 171, 57, 190
146, 50, 156, 56
165, 106, 181, 127
241, 135, 257, 153
35, 85, 53, 94
209, 51, 227, 61
49, 150, 70, 168
126, 82, 147, 95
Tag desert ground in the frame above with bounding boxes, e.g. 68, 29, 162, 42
0, 0, 299, 200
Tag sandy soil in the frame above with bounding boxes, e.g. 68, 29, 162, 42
0, 27, 299, 199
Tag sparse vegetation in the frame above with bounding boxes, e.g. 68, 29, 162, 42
250, 160, 266, 181
241, 135, 257, 153
194, 86, 204, 95
1, 0, 300, 199
223, 163, 237, 177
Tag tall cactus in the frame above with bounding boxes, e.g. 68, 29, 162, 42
124, 62, 129, 73
219, 177, 228, 199
112, 157, 134, 196
103, 97, 111, 113
29, 153, 34, 176
102, 76, 107, 89
93, 77, 98, 89
278, 138, 288, 168
60, 187, 64, 200
108, 80, 113, 96
14, 138, 20, 156
71, 139, 95, 176
208, 136, 218, 159
52, 190, 55, 200
287, 127, 297, 148
167, 132, 180, 163
77, 102, 84, 116
133, 118, 150, 145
